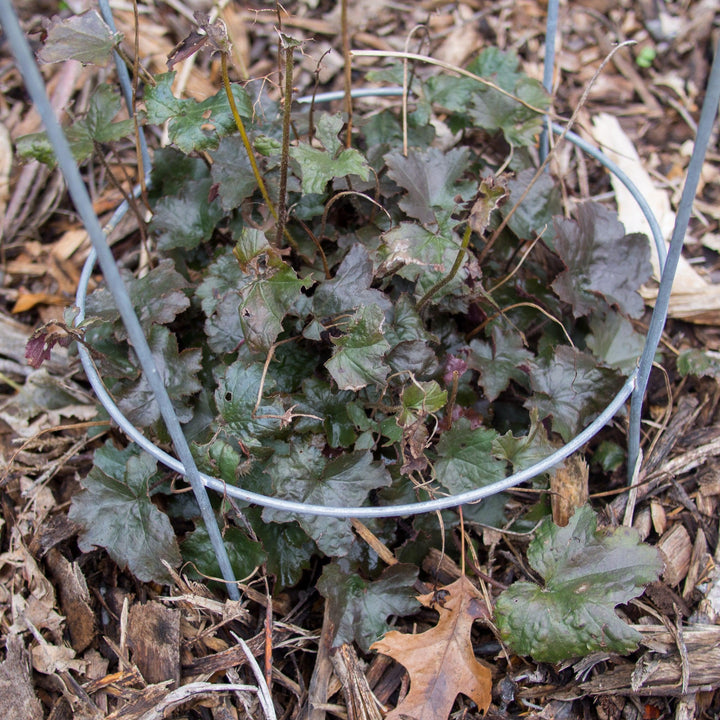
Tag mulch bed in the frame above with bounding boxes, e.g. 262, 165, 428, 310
1, 1, 720, 718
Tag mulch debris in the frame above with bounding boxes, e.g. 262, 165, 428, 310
1, 1, 720, 718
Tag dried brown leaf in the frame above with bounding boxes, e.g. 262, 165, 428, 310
371, 576, 492, 720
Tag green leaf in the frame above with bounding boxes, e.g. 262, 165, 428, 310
86, 258, 191, 334
384, 295, 439, 377
325, 304, 391, 391
196, 248, 248, 354
586, 313, 646, 374
203, 437, 243, 485
116, 325, 202, 426
677, 348, 720, 379
150, 147, 209, 196
494, 506, 663, 662
468, 77, 548, 147
384, 294, 436, 345
468, 323, 533, 401
290, 114, 370, 193
17, 85, 134, 166
150, 177, 224, 251
593, 440, 625, 472
38, 10, 121, 65
233, 225, 271, 268
291, 145, 370, 194
552, 203, 652, 319
313, 243, 391, 316
182, 521, 267, 583
317, 562, 419, 652
379, 223, 467, 300
492, 408, 554, 474
247, 509, 316, 588
314, 112, 344, 155
262, 442, 392, 557
398, 381, 447, 426
425, 49, 548, 147
215, 361, 286, 448
210, 136, 259, 211
294, 378, 357, 448
267, 341, 320, 394
526, 346, 622, 442
145, 72, 252, 153
384, 146, 473, 225
15, 133, 58, 166
239, 259, 312, 351
434, 418, 507, 494
69, 442, 181, 583
466, 48, 549, 146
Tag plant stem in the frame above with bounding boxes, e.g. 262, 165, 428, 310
417, 224, 472, 312
341, 0, 353, 148
275, 43, 294, 246
221, 53, 277, 222
221, 52, 298, 249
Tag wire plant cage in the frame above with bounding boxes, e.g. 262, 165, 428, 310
2, 0, 719, 598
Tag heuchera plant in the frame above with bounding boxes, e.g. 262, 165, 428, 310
21, 19, 661, 659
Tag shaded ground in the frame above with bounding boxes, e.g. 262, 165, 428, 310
1, 1, 720, 718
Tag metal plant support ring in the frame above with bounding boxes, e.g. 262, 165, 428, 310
74, 101, 663, 519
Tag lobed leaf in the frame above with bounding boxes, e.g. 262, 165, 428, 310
526, 346, 621, 442
238, 259, 312, 352
495, 505, 663, 662
39, 10, 121, 66
69, 442, 181, 583
467, 323, 533, 401
150, 177, 224, 251
318, 562, 419, 652
552, 202, 652, 319
145, 73, 252, 153
181, 522, 267, 583
372, 576, 492, 718
215, 362, 287, 447
325, 304, 391, 391
434, 418, 507, 494
385, 146, 473, 225
117, 325, 202, 426
313, 243, 391, 317
17, 85, 134, 166
262, 442, 392, 557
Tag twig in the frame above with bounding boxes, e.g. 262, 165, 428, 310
275, 37, 295, 246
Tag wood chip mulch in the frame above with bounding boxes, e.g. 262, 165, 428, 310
1, 1, 720, 718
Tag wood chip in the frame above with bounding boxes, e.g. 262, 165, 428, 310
127, 602, 181, 687
683, 529, 709, 600
46, 548, 96, 653
577, 624, 720, 696
550, 454, 589, 527
650, 500, 667, 536
657, 523, 692, 587
0, 633, 44, 720
330, 643, 383, 720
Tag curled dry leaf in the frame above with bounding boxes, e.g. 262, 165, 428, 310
371, 576, 492, 720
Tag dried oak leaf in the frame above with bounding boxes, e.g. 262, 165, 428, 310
371, 576, 492, 720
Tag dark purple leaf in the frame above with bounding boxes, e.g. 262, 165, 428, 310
551, 203, 652, 318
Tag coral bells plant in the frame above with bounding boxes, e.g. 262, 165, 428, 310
20, 10, 661, 665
